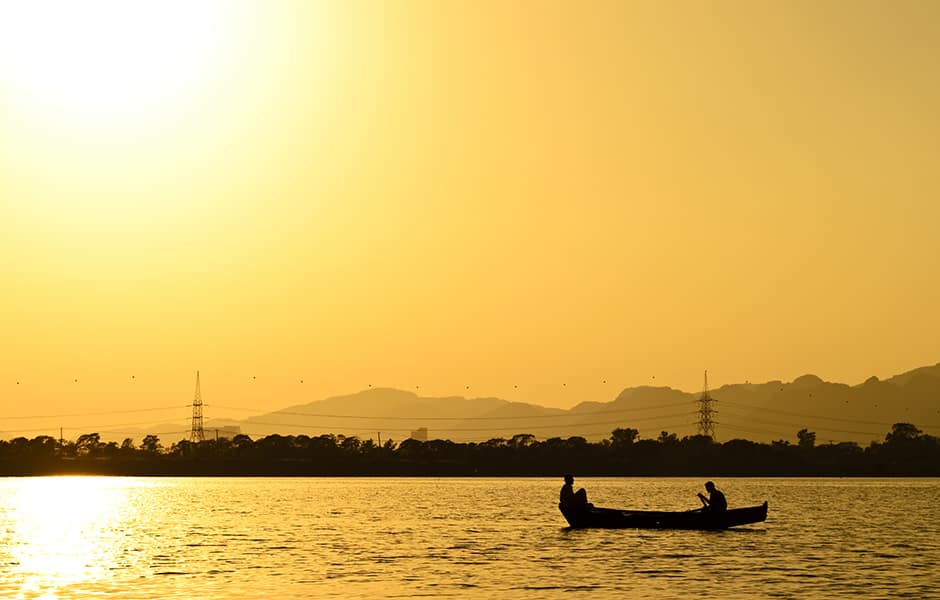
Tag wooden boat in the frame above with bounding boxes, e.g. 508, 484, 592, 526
559, 501, 768, 530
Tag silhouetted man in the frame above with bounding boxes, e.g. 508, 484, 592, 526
560, 474, 591, 510
697, 481, 727, 512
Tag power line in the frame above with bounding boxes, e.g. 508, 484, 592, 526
3, 415, 675, 440
240, 410, 698, 434
0, 426, 191, 437
721, 409, 940, 437
0, 405, 189, 421
2, 395, 934, 443
237, 419, 699, 443
718, 422, 795, 438
68, 418, 186, 431
104, 429, 190, 437
719, 418, 887, 439
720, 399, 940, 428
207, 400, 694, 422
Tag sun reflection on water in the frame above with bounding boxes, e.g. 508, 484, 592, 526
0, 477, 137, 599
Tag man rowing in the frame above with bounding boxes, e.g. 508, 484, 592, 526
697, 480, 727, 512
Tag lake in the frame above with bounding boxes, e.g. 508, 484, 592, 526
0, 477, 937, 598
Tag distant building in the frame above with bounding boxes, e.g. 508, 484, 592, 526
410, 427, 428, 442
210, 426, 241, 440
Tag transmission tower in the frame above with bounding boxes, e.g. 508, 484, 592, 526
697, 370, 717, 440
189, 371, 206, 442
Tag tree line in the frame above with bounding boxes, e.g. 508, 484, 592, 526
0, 422, 937, 476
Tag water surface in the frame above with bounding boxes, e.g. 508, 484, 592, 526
0, 477, 937, 598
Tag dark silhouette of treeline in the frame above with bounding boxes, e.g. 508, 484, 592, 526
0, 422, 937, 476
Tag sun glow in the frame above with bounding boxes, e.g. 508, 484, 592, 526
0, 1, 259, 234
0, 1, 230, 125
0, 478, 132, 597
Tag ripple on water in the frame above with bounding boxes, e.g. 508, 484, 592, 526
0, 477, 938, 599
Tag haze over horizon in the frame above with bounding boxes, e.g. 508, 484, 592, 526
2, 2, 939, 425
3, 361, 939, 444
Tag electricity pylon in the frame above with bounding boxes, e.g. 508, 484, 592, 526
189, 371, 205, 443
697, 370, 717, 440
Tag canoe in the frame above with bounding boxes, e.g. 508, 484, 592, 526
559, 501, 768, 530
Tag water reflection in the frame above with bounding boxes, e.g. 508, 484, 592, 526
0, 477, 937, 599
0, 477, 134, 599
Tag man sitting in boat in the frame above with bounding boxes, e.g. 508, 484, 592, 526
560, 474, 592, 511
697, 481, 727, 512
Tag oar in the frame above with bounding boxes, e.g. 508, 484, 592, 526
695, 492, 708, 511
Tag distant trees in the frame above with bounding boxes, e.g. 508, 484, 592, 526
29, 436, 59, 459
141, 435, 161, 454
869, 422, 938, 474
797, 428, 816, 449
885, 422, 922, 443
657, 431, 679, 445
610, 427, 639, 446
75, 433, 101, 456
0, 423, 937, 476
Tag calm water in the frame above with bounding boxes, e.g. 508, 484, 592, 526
0, 477, 937, 598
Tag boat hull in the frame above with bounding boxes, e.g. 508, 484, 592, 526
560, 501, 768, 530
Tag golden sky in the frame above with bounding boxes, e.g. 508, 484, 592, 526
1, 0, 939, 429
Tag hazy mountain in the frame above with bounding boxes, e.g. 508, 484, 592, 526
106, 363, 940, 445
241, 388, 523, 440
703, 366, 940, 443
100, 418, 243, 444
229, 364, 939, 443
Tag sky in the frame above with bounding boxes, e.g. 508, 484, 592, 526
1, 0, 939, 433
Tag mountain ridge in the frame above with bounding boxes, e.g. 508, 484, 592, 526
105, 362, 940, 444
231, 362, 940, 444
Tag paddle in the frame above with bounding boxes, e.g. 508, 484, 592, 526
695, 492, 709, 512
